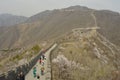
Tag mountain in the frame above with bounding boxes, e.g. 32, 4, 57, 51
0, 14, 27, 27
0, 5, 120, 49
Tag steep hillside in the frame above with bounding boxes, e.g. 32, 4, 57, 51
51, 29, 120, 80
94, 10, 120, 46
0, 5, 120, 49
0, 26, 20, 49
0, 14, 27, 27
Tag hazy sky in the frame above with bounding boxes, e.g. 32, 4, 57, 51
0, 0, 120, 17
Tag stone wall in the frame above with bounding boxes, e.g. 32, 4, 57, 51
0, 43, 54, 80
0, 51, 42, 80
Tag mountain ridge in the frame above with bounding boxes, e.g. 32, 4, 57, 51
0, 5, 120, 49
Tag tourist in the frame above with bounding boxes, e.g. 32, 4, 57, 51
16, 73, 20, 80
41, 67, 45, 75
33, 67, 37, 78
20, 72, 25, 80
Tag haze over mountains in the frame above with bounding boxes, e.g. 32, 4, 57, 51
0, 5, 120, 49
0, 14, 27, 27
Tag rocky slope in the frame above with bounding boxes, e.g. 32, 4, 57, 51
51, 29, 120, 80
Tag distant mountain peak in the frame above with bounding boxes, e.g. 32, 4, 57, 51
0, 13, 28, 27
63, 5, 90, 11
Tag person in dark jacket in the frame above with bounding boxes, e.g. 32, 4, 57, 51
42, 54, 46, 60
39, 59, 42, 64
16, 73, 20, 80
36, 75, 40, 80
20, 72, 25, 80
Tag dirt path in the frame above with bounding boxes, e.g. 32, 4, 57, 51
25, 43, 57, 80
91, 10, 98, 27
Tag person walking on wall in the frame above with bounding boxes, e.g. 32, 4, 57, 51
33, 67, 37, 78
39, 57, 42, 65
20, 72, 25, 80
41, 67, 45, 75
16, 73, 20, 80
41, 54, 46, 60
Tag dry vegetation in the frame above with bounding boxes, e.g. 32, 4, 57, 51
51, 30, 120, 80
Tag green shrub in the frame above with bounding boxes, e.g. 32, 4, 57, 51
31, 45, 41, 53
0, 64, 2, 68
11, 54, 23, 61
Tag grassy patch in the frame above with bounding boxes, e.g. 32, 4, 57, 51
0, 64, 3, 68
31, 45, 41, 53
10, 54, 23, 61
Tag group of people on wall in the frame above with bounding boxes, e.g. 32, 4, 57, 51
33, 53, 46, 80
